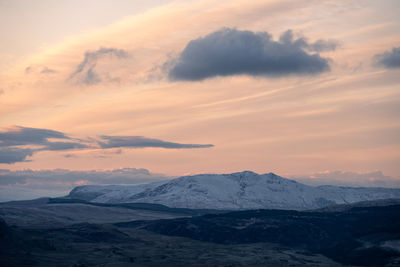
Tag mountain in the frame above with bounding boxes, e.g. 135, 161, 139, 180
68, 171, 400, 210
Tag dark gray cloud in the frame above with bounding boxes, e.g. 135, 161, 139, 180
99, 135, 214, 149
167, 28, 333, 81
0, 126, 68, 147
0, 148, 34, 164
69, 47, 128, 85
373, 47, 400, 69
0, 126, 214, 164
0, 126, 86, 163
278, 30, 339, 53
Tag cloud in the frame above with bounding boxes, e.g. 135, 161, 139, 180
373, 47, 400, 69
0, 126, 86, 163
0, 172, 27, 185
99, 135, 214, 149
167, 28, 332, 81
41, 66, 56, 74
291, 170, 400, 188
0, 126, 68, 147
25, 66, 32, 73
0, 126, 214, 163
307, 39, 339, 52
0, 148, 34, 164
43, 142, 88, 151
0, 168, 170, 201
278, 30, 339, 52
0, 168, 167, 188
69, 47, 128, 85
25, 65, 56, 74
63, 153, 77, 158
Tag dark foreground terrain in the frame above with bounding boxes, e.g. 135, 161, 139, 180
125, 204, 400, 266
0, 218, 342, 267
1, 198, 400, 266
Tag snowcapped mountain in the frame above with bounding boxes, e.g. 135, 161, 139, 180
68, 171, 400, 210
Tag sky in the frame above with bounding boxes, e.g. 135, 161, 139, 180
0, 0, 399, 200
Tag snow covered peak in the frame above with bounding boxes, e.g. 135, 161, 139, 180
231, 170, 259, 176
68, 171, 400, 210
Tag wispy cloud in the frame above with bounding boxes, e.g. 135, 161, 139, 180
44, 142, 88, 151
0, 126, 87, 163
99, 135, 214, 149
41, 66, 56, 74
0, 126, 214, 164
304, 39, 339, 53
69, 47, 128, 85
291, 170, 400, 188
0, 167, 168, 188
373, 47, 400, 69
25, 65, 56, 74
0, 126, 69, 146
167, 28, 334, 81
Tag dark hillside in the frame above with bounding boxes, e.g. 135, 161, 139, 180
118, 205, 400, 266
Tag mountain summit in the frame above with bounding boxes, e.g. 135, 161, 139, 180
68, 171, 400, 210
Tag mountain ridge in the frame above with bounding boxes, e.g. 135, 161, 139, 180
68, 171, 400, 210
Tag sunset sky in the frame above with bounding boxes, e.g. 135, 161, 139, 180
0, 0, 399, 199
